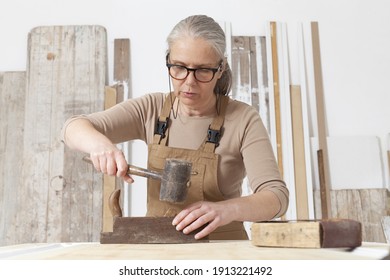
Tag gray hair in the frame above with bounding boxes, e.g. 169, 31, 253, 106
166, 15, 232, 96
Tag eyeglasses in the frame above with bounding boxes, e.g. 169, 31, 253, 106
166, 62, 222, 83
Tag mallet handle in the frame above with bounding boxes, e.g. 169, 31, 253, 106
82, 156, 162, 181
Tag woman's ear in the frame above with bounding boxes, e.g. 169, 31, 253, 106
217, 58, 226, 79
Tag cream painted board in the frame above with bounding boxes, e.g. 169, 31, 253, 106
310, 136, 384, 189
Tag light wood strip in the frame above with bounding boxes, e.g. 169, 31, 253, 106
270, 22, 283, 178
102, 86, 118, 232
290, 85, 309, 219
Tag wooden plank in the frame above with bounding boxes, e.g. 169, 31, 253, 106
104, 85, 118, 109
270, 22, 283, 178
18, 26, 107, 244
290, 85, 309, 219
317, 149, 329, 219
112, 39, 128, 214
265, 22, 277, 157
311, 22, 331, 218
231, 36, 251, 104
102, 86, 118, 233
0, 72, 26, 246
255, 36, 271, 132
114, 38, 130, 84
388, 150, 390, 180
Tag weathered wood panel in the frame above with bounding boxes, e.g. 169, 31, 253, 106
0, 72, 26, 246
314, 188, 390, 242
15, 26, 107, 244
231, 36, 251, 105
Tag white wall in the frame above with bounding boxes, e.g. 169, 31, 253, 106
1, 0, 389, 215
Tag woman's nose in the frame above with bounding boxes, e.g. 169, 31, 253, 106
185, 70, 197, 85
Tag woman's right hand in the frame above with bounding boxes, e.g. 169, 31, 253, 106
90, 145, 134, 184
63, 118, 134, 184
89, 147, 134, 184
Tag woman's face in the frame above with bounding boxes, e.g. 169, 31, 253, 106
168, 37, 223, 115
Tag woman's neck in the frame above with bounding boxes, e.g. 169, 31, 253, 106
176, 94, 217, 117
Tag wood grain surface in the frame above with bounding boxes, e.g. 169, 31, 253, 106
0, 241, 388, 260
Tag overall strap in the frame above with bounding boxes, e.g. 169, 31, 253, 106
203, 95, 230, 153
153, 92, 174, 145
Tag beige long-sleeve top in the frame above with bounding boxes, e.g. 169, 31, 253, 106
62, 92, 289, 217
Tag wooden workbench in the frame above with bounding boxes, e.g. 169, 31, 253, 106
0, 241, 389, 260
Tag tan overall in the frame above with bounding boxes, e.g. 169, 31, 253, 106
146, 93, 248, 240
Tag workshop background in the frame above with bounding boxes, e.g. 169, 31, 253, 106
0, 0, 389, 245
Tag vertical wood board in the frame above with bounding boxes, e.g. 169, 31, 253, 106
290, 85, 309, 219
231, 36, 251, 105
254, 36, 270, 133
269, 22, 283, 178
311, 22, 331, 218
0, 72, 26, 246
18, 25, 107, 243
114, 38, 130, 84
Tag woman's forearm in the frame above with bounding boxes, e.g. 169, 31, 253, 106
226, 190, 281, 222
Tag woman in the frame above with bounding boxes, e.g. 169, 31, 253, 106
62, 15, 289, 240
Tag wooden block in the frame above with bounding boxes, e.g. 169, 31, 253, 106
100, 217, 208, 244
251, 219, 362, 248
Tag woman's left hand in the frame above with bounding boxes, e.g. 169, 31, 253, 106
172, 201, 235, 239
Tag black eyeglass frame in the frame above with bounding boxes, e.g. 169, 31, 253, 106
166, 61, 223, 83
